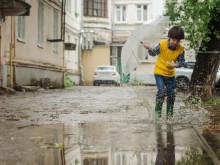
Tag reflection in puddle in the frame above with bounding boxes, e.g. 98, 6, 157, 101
63, 122, 214, 165
155, 124, 175, 164
0, 122, 214, 164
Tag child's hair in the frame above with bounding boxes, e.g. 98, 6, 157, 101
168, 26, 185, 40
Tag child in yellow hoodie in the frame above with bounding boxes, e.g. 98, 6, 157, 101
143, 26, 185, 120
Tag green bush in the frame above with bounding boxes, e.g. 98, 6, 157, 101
129, 77, 144, 86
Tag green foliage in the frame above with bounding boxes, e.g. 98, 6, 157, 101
64, 72, 74, 87
75, 12, 79, 17
129, 77, 144, 86
122, 73, 130, 83
203, 98, 220, 105
176, 148, 213, 165
54, 143, 64, 149
165, 0, 220, 50
187, 95, 202, 104
75, 159, 79, 164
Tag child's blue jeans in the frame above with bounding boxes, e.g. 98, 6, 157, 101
154, 74, 176, 105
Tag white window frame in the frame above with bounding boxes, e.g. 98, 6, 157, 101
38, 1, 44, 47
141, 153, 148, 165
114, 152, 126, 165
17, 16, 25, 41
137, 4, 148, 22
115, 5, 126, 23
74, 0, 77, 17
66, 0, 71, 13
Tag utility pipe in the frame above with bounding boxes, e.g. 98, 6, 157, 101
62, 0, 66, 88
13, 15, 16, 85
0, 26, 2, 87
9, 17, 14, 88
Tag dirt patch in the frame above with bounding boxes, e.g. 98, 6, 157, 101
203, 104, 220, 134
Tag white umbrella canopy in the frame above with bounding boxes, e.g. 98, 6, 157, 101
121, 16, 170, 83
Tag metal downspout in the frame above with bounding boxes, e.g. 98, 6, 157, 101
79, 0, 84, 85
0, 26, 2, 87
9, 17, 14, 88
13, 15, 16, 86
62, 0, 66, 88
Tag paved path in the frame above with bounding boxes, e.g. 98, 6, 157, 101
0, 86, 218, 164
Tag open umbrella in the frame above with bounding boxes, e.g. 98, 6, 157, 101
121, 16, 169, 83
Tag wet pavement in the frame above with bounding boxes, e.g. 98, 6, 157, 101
0, 122, 214, 165
0, 86, 219, 164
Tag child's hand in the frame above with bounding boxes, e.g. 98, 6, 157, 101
142, 42, 149, 49
167, 61, 177, 67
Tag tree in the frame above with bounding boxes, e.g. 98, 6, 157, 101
165, 0, 220, 100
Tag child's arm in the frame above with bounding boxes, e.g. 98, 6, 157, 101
167, 52, 185, 68
175, 52, 185, 68
142, 43, 160, 56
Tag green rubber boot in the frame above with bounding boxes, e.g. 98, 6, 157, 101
167, 104, 174, 120
155, 102, 162, 120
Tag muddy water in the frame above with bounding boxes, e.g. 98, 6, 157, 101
0, 124, 64, 165
0, 122, 214, 165
0, 86, 215, 164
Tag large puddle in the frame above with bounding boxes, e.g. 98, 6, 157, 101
0, 122, 214, 165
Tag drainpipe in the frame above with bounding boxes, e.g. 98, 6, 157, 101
79, 0, 84, 85
9, 17, 14, 88
62, 0, 66, 88
13, 15, 16, 86
0, 26, 2, 87
61, 0, 66, 88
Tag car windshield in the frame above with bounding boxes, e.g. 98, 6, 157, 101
97, 66, 114, 71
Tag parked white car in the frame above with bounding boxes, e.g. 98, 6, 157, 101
93, 65, 121, 86
175, 62, 220, 89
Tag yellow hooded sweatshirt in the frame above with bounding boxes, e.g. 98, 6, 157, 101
154, 39, 184, 77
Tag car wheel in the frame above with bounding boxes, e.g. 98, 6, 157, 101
216, 79, 220, 88
114, 83, 119, 86
93, 81, 99, 86
176, 77, 189, 89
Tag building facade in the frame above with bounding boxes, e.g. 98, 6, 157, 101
0, 0, 82, 88
64, 0, 82, 87
0, 0, 175, 88
80, 0, 162, 85
111, 0, 155, 82
81, 0, 113, 85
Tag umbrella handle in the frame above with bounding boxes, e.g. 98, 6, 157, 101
141, 41, 157, 56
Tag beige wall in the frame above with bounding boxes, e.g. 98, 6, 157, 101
15, 0, 63, 67
0, 0, 65, 87
82, 46, 110, 85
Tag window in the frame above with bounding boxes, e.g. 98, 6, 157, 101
66, 0, 71, 13
114, 152, 125, 165
53, 9, 59, 52
141, 153, 148, 165
115, 5, 126, 23
137, 5, 148, 22
84, 0, 108, 17
75, 0, 78, 17
38, 1, 44, 47
17, 16, 25, 40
